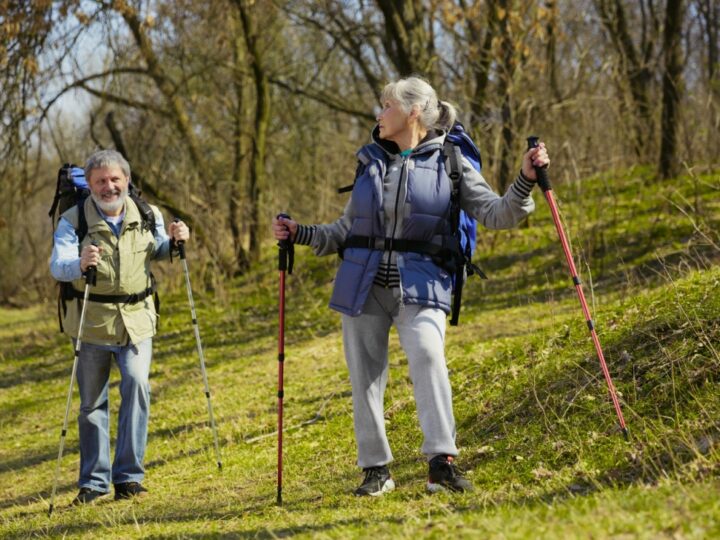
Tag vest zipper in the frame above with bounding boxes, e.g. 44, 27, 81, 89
386, 154, 408, 287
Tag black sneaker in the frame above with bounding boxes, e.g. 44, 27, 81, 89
427, 455, 473, 493
72, 487, 108, 505
354, 465, 395, 497
114, 482, 149, 500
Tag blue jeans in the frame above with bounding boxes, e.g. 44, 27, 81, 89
74, 339, 152, 492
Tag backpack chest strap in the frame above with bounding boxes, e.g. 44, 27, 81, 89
344, 235, 458, 258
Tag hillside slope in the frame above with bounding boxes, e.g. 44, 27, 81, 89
0, 167, 718, 538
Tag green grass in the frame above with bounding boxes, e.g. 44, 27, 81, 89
1, 167, 719, 538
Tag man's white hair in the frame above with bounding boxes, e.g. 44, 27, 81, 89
85, 149, 131, 181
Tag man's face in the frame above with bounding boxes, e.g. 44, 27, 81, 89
88, 165, 129, 214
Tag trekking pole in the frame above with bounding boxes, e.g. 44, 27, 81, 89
174, 220, 222, 470
276, 213, 294, 506
527, 137, 629, 440
48, 242, 98, 516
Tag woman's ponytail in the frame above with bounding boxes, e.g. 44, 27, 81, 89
436, 100, 457, 131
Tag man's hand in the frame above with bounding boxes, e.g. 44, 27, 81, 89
169, 220, 190, 242
80, 244, 102, 273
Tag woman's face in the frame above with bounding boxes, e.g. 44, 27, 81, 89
376, 99, 411, 142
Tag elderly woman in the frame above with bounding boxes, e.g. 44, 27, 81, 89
273, 76, 549, 496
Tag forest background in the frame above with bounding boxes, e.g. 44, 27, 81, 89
1, 0, 718, 303
2, 2, 720, 537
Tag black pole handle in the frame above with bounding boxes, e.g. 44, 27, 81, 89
173, 218, 186, 259
527, 136, 551, 193
85, 240, 98, 286
276, 213, 294, 274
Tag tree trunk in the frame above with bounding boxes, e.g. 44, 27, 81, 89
546, 0, 562, 102
697, 0, 720, 139
229, 12, 250, 274
496, 0, 516, 194
235, 0, 273, 263
658, 0, 685, 179
465, 0, 497, 130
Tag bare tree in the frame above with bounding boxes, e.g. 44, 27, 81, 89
594, 0, 659, 160
375, 0, 438, 81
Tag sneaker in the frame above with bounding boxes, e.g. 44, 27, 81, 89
72, 487, 108, 505
354, 465, 395, 497
114, 482, 149, 500
427, 455, 473, 493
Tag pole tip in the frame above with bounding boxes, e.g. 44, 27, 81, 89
48, 504, 54, 516
621, 427, 630, 441
217, 461, 223, 471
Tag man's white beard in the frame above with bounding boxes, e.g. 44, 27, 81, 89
91, 188, 128, 213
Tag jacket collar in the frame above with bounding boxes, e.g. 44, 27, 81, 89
369, 125, 446, 158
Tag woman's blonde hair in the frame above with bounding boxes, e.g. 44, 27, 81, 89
380, 76, 456, 131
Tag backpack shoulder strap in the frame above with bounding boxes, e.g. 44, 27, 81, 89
77, 201, 88, 243
442, 139, 464, 230
128, 185, 156, 233
337, 161, 365, 194
59, 203, 86, 245
338, 145, 385, 194
443, 139, 463, 181
48, 164, 71, 219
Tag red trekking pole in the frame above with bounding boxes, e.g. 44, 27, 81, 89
276, 213, 294, 505
528, 137, 629, 440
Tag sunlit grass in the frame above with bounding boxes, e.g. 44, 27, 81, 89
1, 167, 719, 538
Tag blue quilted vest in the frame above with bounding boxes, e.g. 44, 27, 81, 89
329, 140, 454, 316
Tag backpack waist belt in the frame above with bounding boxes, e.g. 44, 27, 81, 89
343, 235, 458, 258
64, 285, 156, 305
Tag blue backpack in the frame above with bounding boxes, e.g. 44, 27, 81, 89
443, 122, 487, 325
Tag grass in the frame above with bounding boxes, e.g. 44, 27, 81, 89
0, 167, 719, 538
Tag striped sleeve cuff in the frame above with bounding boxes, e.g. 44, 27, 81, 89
294, 224, 316, 245
511, 170, 536, 198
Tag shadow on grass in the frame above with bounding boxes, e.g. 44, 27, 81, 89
0, 479, 76, 512
0, 447, 74, 486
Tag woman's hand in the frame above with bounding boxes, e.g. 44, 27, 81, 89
521, 142, 550, 181
273, 215, 298, 242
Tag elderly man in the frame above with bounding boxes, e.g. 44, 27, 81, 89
50, 149, 189, 504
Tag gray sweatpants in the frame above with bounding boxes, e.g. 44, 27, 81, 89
342, 285, 458, 469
